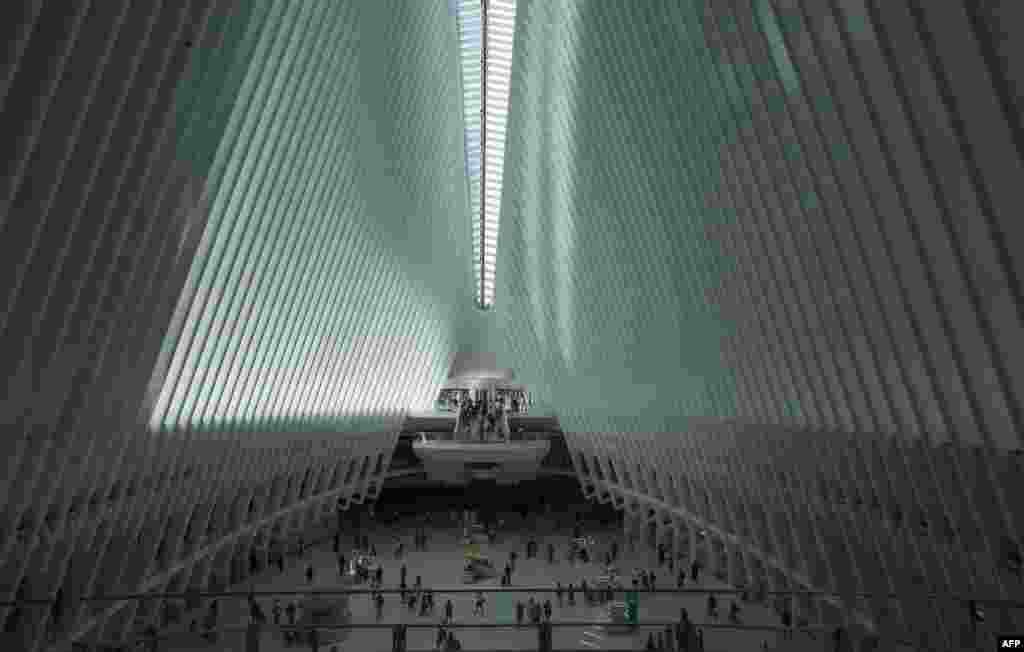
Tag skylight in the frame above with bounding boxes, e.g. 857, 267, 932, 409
456, 0, 517, 310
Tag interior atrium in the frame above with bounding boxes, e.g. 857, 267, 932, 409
0, 1, 1022, 651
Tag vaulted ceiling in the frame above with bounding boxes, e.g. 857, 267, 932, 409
0, 0, 1022, 649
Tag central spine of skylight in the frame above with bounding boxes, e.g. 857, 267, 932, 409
480, 0, 488, 309
456, 0, 515, 309
480, 0, 516, 309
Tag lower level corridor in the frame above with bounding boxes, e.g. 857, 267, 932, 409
156, 501, 831, 651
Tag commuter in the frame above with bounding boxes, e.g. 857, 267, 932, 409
729, 600, 741, 624
581, 580, 589, 605
646, 632, 657, 651
543, 598, 552, 621
445, 599, 454, 624
547, 542, 556, 564
375, 593, 384, 620
555, 582, 564, 607
677, 567, 686, 589
516, 600, 524, 626
273, 599, 283, 626
780, 608, 792, 640
832, 626, 845, 652
376, 565, 383, 586
285, 600, 297, 643
306, 564, 314, 584
706, 593, 717, 620
696, 627, 704, 651
473, 591, 486, 616
567, 583, 576, 606
436, 625, 446, 650
664, 625, 673, 651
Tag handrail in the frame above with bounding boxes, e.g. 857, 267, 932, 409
8, 586, 1023, 606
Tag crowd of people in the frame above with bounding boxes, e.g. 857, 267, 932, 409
171, 488, 845, 652
453, 394, 512, 442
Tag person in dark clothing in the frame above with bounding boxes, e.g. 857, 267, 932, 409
376, 566, 383, 586
567, 583, 575, 606
781, 608, 793, 640
555, 582, 564, 607
285, 600, 297, 643
832, 626, 845, 652
729, 600, 741, 623
706, 593, 717, 620
51, 587, 65, 630
646, 632, 657, 651
375, 592, 384, 620
445, 599, 454, 624
305, 564, 314, 584
543, 599, 552, 621
516, 601, 524, 625
690, 560, 699, 583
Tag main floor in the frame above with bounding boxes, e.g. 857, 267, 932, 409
158, 513, 825, 651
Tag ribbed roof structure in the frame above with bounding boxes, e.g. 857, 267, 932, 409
1, 1, 1023, 650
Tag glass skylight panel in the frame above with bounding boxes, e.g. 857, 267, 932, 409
458, 0, 517, 309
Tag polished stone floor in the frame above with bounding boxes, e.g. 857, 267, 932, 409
157, 515, 831, 651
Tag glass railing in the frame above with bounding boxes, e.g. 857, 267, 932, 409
7, 585, 1015, 651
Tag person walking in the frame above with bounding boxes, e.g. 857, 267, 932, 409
567, 583, 575, 606
706, 593, 718, 620
285, 600, 297, 644
555, 582, 563, 608
445, 599, 454, 624
516, 600, 524, 626
781, 608, 793, 640
543, 599, 552, 621
375, 592, 384, 620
